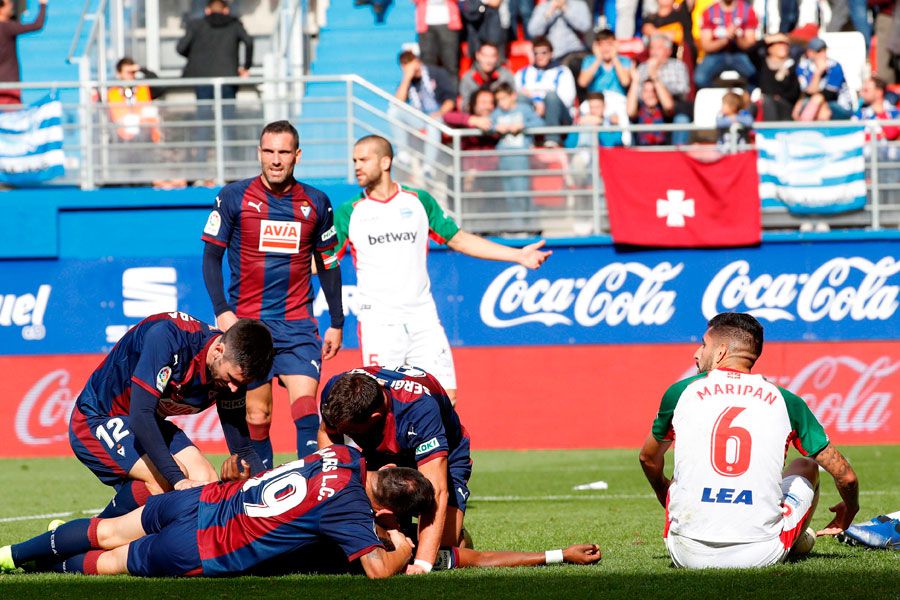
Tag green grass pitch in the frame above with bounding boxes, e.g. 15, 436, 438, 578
0, 445, 898, 599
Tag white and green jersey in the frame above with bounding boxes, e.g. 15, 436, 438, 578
652, 368, 829, 544
334, 185, 460, 324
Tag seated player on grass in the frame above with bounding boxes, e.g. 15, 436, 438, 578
68, 312, 273, 518
319, 365, 473, 575
639, 312, 860, 569
0, 446, 433, 579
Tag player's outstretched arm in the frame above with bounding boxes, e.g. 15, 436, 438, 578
457, 544, 601, 568
446, 231, 552, 269
813, 444, 860, 535
358, 529, 414, 579
410, 457, 449, 572
638, 435, 672, 508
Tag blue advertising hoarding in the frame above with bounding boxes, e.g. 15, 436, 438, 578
1, 238, 897, 355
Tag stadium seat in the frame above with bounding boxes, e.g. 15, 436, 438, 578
508, 40, 533, 73
820, 31, 867, 92
693, 88, 730, 128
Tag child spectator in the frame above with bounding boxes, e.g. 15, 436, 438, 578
491, 82, 544, 230
568, 92, 624, 148
577, 29, 632, 101
715, 90, 753, 146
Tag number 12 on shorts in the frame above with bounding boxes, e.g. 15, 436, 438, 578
96, 417, 131, 449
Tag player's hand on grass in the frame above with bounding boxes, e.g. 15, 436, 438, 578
517, 240, 552, 269
405, 563, 427, 575
563, 544, 602, 564
220, 454, 251, 482
174, 478, 213, 490
322, 327, 343, 360
216, 310, 238, 332
817, 501, 859, 536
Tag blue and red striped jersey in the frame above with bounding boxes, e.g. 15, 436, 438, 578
75, 312, 244, 418
321, 366, 471, 470
196, 445, 382, 576
200, 176, 339, 321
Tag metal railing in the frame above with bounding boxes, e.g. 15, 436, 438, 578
2, 76, 899, 236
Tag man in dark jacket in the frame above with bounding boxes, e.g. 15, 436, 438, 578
0, 0, 47, 106
177, 0, 253, 102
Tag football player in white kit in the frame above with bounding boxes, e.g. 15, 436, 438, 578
333, 135, 551, 406
639, 312, 860, 569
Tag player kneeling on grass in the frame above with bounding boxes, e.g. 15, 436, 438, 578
68, 312, 273, 519
639, 312, 860, 569
0, 446, 432, 578
319, 365, 472, 574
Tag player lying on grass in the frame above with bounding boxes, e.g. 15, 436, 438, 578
69, 312, 274, 518
639, 312, 860, 569
0, 446, 432, 578
319, 365, 472, 574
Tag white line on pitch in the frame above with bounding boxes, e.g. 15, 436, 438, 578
472, 489, 894, 503
0, 508, 103, 524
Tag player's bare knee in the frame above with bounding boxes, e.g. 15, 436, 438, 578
246, 407, 272, 425
785, 457, 819, 487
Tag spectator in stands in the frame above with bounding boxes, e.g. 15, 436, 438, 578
626, 65, 676, 145
827, 0, 871, 49
491, 82, 544, 231
514, 37, 577, 146
177, 0, 253, 103
459, 42, 515, 108
414, 0, 463, 88
0, 0, 47, 106
750, 33, 800, 121
793, 37, 854, 121
445, 88, 501, 215
108, 58, 162, 145
577, 29, 632, 101
567, 92, 622, 186
856, 75, 900, 201
693, 0, 758, 89
636, 34, 691, 144
642, 0, 697, 69
392, 50, 456, 168
615, 0, 642, 38
715, 90, 753, 146
527, 0, 592, 78
873, 0, 898, 84
508, 0, 535, 40
462, 0, 510, 60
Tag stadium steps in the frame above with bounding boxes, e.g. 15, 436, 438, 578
297, 0, 416, 180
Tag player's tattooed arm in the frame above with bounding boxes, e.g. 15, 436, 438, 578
358, 530, 414, 579
814, 444, 860, 535
638, 435, 672, 508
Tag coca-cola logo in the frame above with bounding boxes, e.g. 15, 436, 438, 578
702, 257, 900, 323
480, 263, 683, 328
678, 355, 896, 433
15, 369, 75, 445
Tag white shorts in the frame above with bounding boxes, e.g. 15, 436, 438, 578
666, 474, 816, 569
358, 319, 457, 390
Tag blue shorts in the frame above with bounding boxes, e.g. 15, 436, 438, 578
69, 404, 194, 488
249, 319, 323, 389
127, 487, 203, 577
448, 440, 473, 513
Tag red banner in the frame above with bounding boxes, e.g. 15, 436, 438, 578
599, 148, 762, 247
1, 341, 896, 458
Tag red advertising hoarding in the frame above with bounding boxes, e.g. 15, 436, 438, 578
2, 341, 896, 458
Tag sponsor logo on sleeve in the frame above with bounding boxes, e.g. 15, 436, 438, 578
321, 225, 336, 242
156, 366, 172, 392
415, 437, 440, 455
204, 210, 221, 236
259, 219, 301, 254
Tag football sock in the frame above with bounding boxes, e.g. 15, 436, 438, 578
887, 510, 900, 520
248, 422, 273, 470
11, 518, 99, 563
292, 396, 319, 458
50, 550, 103, 575
97, 481, 151, 518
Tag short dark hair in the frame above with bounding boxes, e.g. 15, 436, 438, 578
532, 36, 553, 52
594, 28, 615, 42
585, 91, 606, 102
468, 87, 495, 114
207, 0, 228, 8
116, 57, 136, 73
399, 50, 418, 65
356, 135, 394, 161
374, 467, 436, 517
321, 372, 384, 429
220, 319, 274, 383
870, 75, 888, 94
492, 81, 516, 96
477, 42, 499, 53
707, 312, 764, 359
260, 120, 299, 150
